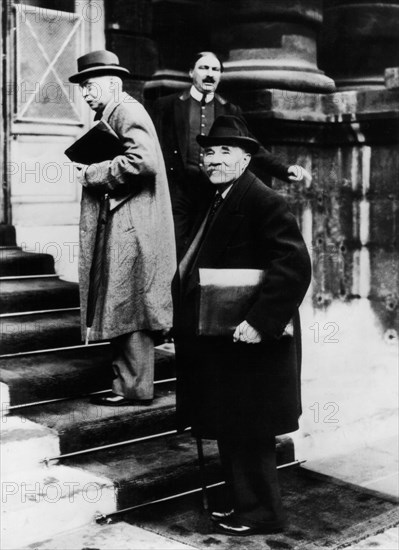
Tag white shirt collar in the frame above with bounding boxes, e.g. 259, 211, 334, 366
190, 85, 214, 103
219, 184, 233, 199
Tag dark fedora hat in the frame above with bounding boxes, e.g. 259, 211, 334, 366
196, 115, 260, 154
69, 50, 131, 83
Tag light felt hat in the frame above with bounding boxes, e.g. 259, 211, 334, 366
69, 50, 131, 83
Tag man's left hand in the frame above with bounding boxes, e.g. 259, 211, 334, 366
233, 320, 262, 343
73, 162, 88, 184
287, 165, 312, 184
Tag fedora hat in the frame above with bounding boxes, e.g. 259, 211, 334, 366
69, 50, 131, 83
196, 115, 260, 154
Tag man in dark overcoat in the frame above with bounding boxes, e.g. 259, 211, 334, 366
69, 51, 176, 406
150, 51, 311, 257
173, 116, 311, 535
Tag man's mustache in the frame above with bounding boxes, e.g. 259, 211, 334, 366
203, 77, 215, 83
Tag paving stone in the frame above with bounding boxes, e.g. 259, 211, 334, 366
28, 521, 197, 550
345, 525, 399, 549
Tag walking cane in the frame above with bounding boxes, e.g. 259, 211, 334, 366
85, 194, 110, 345
196, 437, 209, 511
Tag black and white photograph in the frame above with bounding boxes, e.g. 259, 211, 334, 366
0, 1, 398, 549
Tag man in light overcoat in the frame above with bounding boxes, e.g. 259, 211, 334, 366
174, 116, 311, 535
69, 50, 176, 406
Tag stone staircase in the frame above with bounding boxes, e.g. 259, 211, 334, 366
0, 224, 294, 549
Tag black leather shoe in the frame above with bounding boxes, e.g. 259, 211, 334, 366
210, 509, 235, 523
90, 393, 153, 406
215, 517, 284, 536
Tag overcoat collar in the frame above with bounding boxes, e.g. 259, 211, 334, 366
95, 92, 136, 123
197, 169, 255, 265
184, 170, 257, 294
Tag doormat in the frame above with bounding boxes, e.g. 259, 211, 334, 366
122, 467, 398, 550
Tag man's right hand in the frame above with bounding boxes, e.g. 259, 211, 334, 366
287, 165, 312, 184
233, 320, 262, 344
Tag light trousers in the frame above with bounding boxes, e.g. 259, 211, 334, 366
111, 330, 155, 400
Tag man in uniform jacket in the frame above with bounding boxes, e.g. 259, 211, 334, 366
173, 116, 311, 535
69, 50, 176, 406
150, 51, 311, 257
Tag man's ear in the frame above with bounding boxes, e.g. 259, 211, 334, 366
189, 69, 193, 79
243, 153, 252, 169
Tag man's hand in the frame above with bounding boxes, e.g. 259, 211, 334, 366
287, 165, 312, 184
73, 162, 88, 184
233, 320, 262, 343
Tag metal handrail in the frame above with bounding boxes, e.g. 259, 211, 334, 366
42, 426, 187, 466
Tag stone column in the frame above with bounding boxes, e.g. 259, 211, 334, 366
212, 0, 335, 93
144, 0, 210, 99
320, 0, 399, 89
105, 0, 158, 100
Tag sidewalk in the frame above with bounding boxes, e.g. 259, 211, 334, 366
25, 521, 197, 550
344, 526, 398, 550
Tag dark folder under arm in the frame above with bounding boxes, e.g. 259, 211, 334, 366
64, 120, 125, 164
198, 268, 265, 337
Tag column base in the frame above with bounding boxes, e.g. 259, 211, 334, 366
144, 71, 190, 99
220, 66, 335, 94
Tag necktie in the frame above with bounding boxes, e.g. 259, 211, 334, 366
202, 192, 224, 236
208, 192, 223, 222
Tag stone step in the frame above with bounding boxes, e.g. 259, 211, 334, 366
63, 433, 294, 512
1, 464, 115, 550
1, 416, 60, 475
65, 433, 222, 511
0, 310, 81, 355
16, 383, 177, 455
0, 276, 79, 314
0, 247, 55, 276
0, 345, 175, 405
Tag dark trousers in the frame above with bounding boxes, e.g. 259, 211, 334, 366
217, 436, 285, 526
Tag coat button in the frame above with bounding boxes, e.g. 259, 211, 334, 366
170, 167, 174, 171
174, 150, 178, 154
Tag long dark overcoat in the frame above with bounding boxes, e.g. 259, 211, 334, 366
174, 170, 311, 440
79, 93, 176, 341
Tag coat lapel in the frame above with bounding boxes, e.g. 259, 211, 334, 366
174, 90, 191, 160
198, 173, 254, 267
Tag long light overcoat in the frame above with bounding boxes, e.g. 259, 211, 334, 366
79, 92, 176, 341
174, 170, 311, 440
